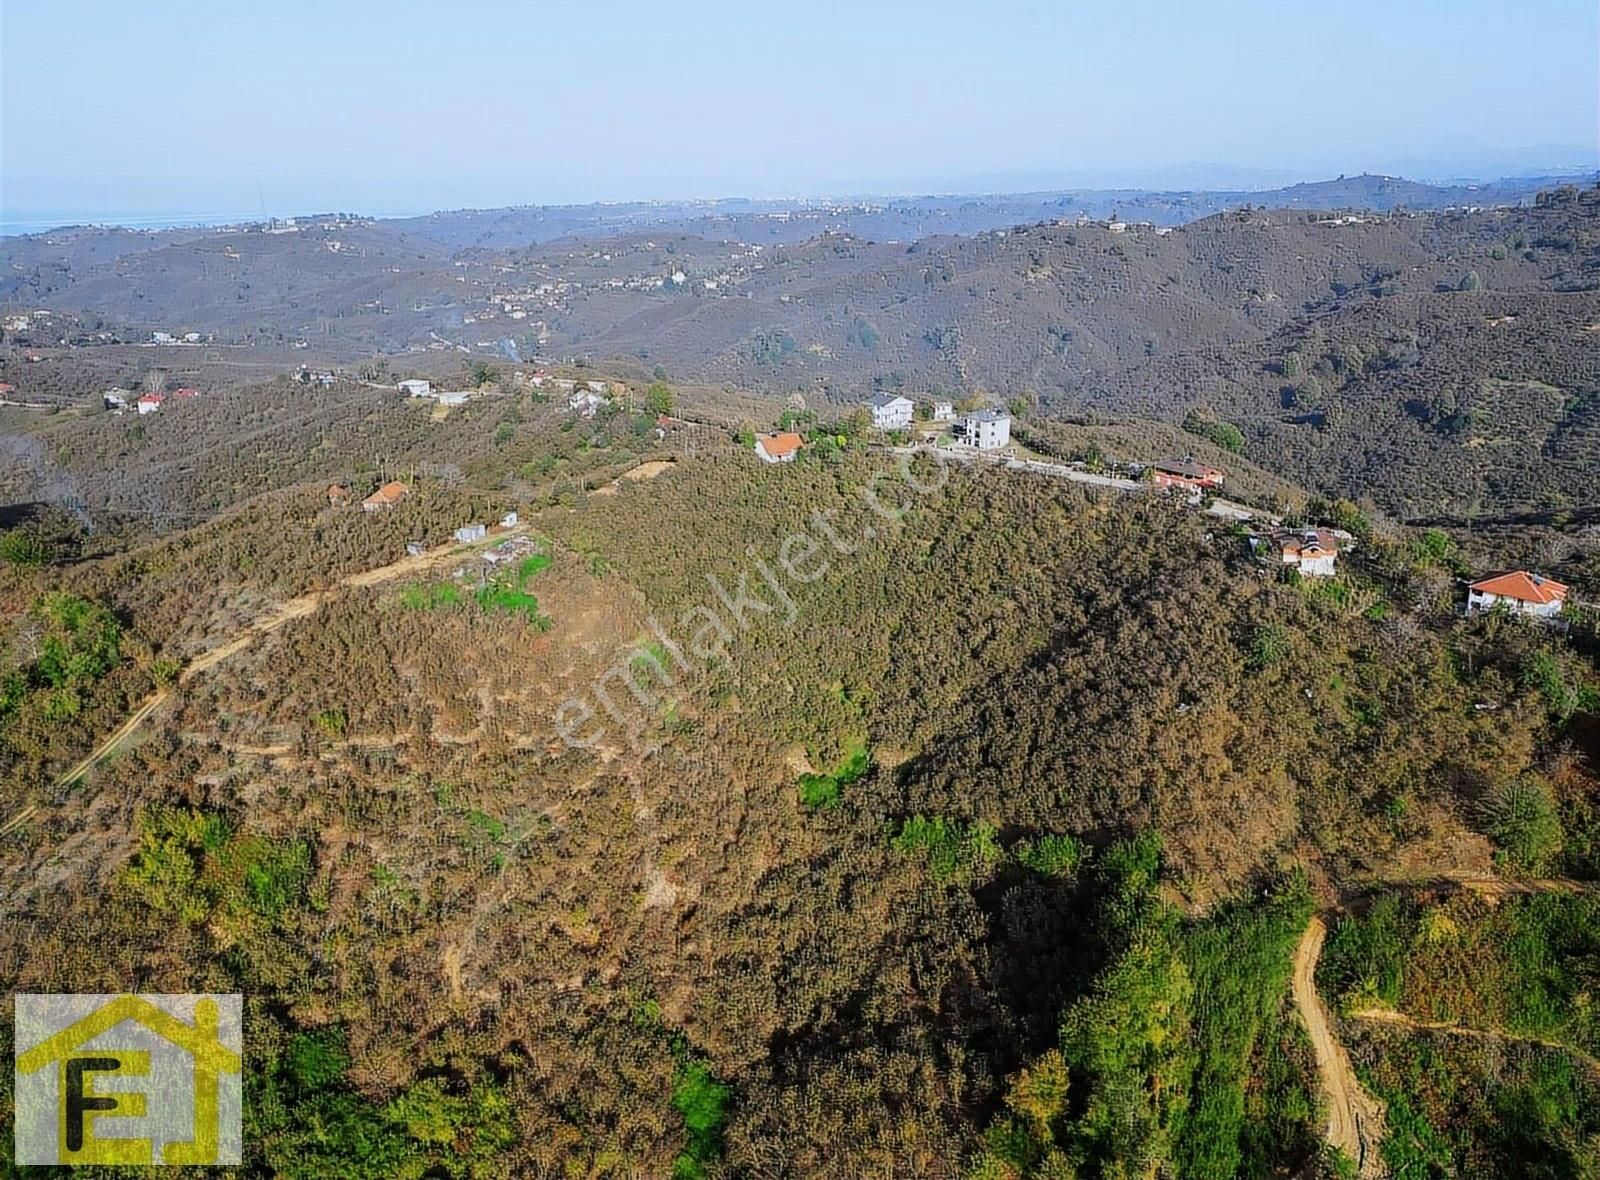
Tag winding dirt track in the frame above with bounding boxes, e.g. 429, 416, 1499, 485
1293, 875, 1598, 1178
1292, 918, 1389, 1178
1348, 1008, 1600, 1075
1, 529, 526, 830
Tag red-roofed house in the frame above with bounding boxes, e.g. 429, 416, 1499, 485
137, 392, 166, 414
172, 386, 201, 398
361, 480, 410, 511
1152, 456, 1225, 496
755, 431, 804, 464
1467, 571, 1569, 620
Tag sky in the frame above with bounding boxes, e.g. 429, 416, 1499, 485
2, 0, 1596, 226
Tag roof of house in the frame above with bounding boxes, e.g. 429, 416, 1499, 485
963, 409, 1009, 424
869, 393, 912, 408
1272, 528, 1338, 557
1469, 570, 1569, 604
172, 386, 201, 397
363, 480, 410, 506
137, 391, 165, 402
1155, 456, 1223, 479
757, 431, 804, 459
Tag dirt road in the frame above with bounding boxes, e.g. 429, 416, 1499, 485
54, 690, 172, 788
1292, 917, 1389, 1178
1, 529, 528, 832
1349, 1008, 1600, 1075
1441, 872, 1598, 898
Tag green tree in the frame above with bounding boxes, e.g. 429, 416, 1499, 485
1487, 778, 1564, 874
646, 381, 675, 416
0, 528, 52, 567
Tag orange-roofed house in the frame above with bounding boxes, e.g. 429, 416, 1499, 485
361, 480, 410, 511
1467, 570, 1569, 620
1269, 528, 1339, 577
755, 432, 804, 464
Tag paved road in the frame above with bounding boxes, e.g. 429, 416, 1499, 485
878, 443, 1280, 523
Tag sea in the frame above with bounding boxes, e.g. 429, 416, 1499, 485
0, 211, 263, 237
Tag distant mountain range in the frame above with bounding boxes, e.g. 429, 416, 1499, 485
3, 173, 1597, 520
5, 170, 1595, 246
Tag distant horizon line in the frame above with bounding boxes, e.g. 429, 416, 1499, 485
4, 164, 1596, 238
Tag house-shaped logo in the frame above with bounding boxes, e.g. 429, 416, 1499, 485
13, 993, 242, 1165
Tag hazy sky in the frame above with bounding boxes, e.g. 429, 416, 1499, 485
2, 0, 1596, 223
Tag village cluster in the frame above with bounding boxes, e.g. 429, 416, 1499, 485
86, 355, 1576, 627
754, 391, 1012, 466
325, 478, 525, 569
101, 385, 203, 414
395, 372, 617, 417
752, 393, 1573, 621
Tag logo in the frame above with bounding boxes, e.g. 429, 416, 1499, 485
13, 994, 242, 1165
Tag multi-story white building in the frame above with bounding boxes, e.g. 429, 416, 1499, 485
868, 393, 914, 431
953, 409, 1011, 450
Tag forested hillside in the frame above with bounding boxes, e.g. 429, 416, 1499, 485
2, 410, 1596, 1175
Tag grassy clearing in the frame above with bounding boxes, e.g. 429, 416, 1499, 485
399, 546, 552, 627
399, 581, 462, 610
797, 742, 870, 809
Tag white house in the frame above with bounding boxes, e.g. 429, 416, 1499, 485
500, 511, 519, 528
454, 523, 487, 544
869, 393, 915, 431
103, 388, 131, 411
568, 388, 607, 417
1467, 571, 1569, 620
931, 400, 955, 422
1267, 529, 1338, 577
397, 379, 432, 397
953, 409, 1011, 450
136, 392, 165, 414
435, 390, 472, 407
